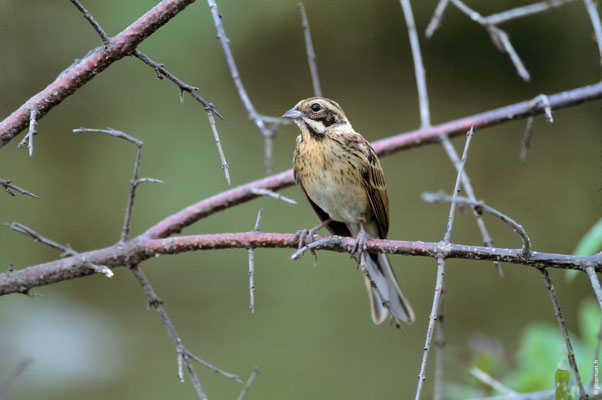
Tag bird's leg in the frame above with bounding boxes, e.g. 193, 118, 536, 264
295, 218, 331, 251
351, 220, 369, 265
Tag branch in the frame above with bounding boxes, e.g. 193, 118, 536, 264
298, 3, 322, 97
421, 192, 532, 258
2, 83, 601, 293
539, 268, 587, 399
0, 178, 38, 198
1, 233, 600, 296
0, 0, 196, 148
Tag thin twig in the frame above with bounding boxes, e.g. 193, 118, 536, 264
6, 222, 76, 256
250, 187, 297, 205
237, 365, 261, 400
73, 128, 162, 242
583, 0, 602, 78
520, 95, 553, 162
416, 129, 474, 400
470, 366, 518, 396
539, 268, 587, 399
5, 222, 112, 277
433, 286, 446, 400
0, 357, 33, 400
0, 178, 38, 198
440, 135, 503, 276
206, 0, 286, 172
206, 110, 231, 185
70, 0, 111, 44
298, 3, 322, 97
133, 50, 222, 118
130, 265, 243, 400
248, 209, 263, 313
17, 109, 38, 156
592, 320, 602, 388
483, 0, 579, 25
421, 191, 532, 258
447, 0, 531, 80
425, 0, 451, 38
586, 266, 602, 311
399, 0, 431, 128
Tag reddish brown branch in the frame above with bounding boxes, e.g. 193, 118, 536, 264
1, 232, 600, 296
143, 81, 602, 240
0, 0, 195, 147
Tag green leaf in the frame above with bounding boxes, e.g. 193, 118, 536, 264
567, 219, 602, 281
554, 368, 575, 400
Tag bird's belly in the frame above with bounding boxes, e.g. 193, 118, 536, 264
303, 168, 369, 224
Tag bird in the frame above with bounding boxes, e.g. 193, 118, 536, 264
282, 97, 415, 325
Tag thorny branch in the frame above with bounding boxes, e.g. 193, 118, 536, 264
421, 192, 532, 258
130, 265, 244, 400
539, 268, 587, 399
0, 178, 38, 198
298, 2, 322, 97
206, 0, 290, 173
0, 0, 197, 147
415, 129, 474, 400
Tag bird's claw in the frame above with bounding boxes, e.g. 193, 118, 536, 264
351, 229, 368, 265
294, 228, 318, 264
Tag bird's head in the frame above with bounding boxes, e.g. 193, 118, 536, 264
282, 97, 350, 136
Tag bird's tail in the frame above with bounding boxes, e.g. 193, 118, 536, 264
363, 252, 414, 325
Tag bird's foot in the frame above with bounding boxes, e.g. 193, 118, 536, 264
294, 219, 331, 264
351, 221, 368, 265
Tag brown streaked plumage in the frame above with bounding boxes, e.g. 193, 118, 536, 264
283, 97, 414, 325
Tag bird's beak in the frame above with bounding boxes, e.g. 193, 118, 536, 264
282, 107, 303, 119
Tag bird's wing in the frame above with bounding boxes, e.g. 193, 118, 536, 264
298, 182, 352, 237
359, 139, 390, 239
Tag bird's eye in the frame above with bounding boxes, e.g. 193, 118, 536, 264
311, 103, 322, 112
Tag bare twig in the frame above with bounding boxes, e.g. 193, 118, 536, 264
249, 187, 297, 205
520, 95, 553, 162
6, 222, 76, 256
539, 268, 587, 399
483, 0, 579, 25
433, 287, 446, 400
421, 191, 532, 258
17, 109, 38, 156
74, 128, 162, 242
583, 0, 602, 77
130, 265, 243, 400
440, 135, 503, 276
206, 110, 231, 184
70, 0, 111, 44
470, 366, 518, 396
133, 51, 222, 118
237, 365, 261, 400
0, 0, 196, 148
298, 3, 322, 97
0, 178, 38, 198
592, 320, 602, 388
416, 129, 474, 400
399, 0, 431, 128
248, 209, 263, 313
426, 0, 451, 38
0, 357, 33, 400
206, 0, 288, 172
586, 266, 602, 311
6, 222, 112, 278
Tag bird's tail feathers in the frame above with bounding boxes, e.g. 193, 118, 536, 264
363, 252, 414, 325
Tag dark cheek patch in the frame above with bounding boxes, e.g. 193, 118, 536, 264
319, 110, 338, 127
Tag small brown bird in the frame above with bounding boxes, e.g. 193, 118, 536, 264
283, 97, 415, 325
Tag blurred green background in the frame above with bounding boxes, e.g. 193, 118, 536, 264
0, 0, 600, 399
